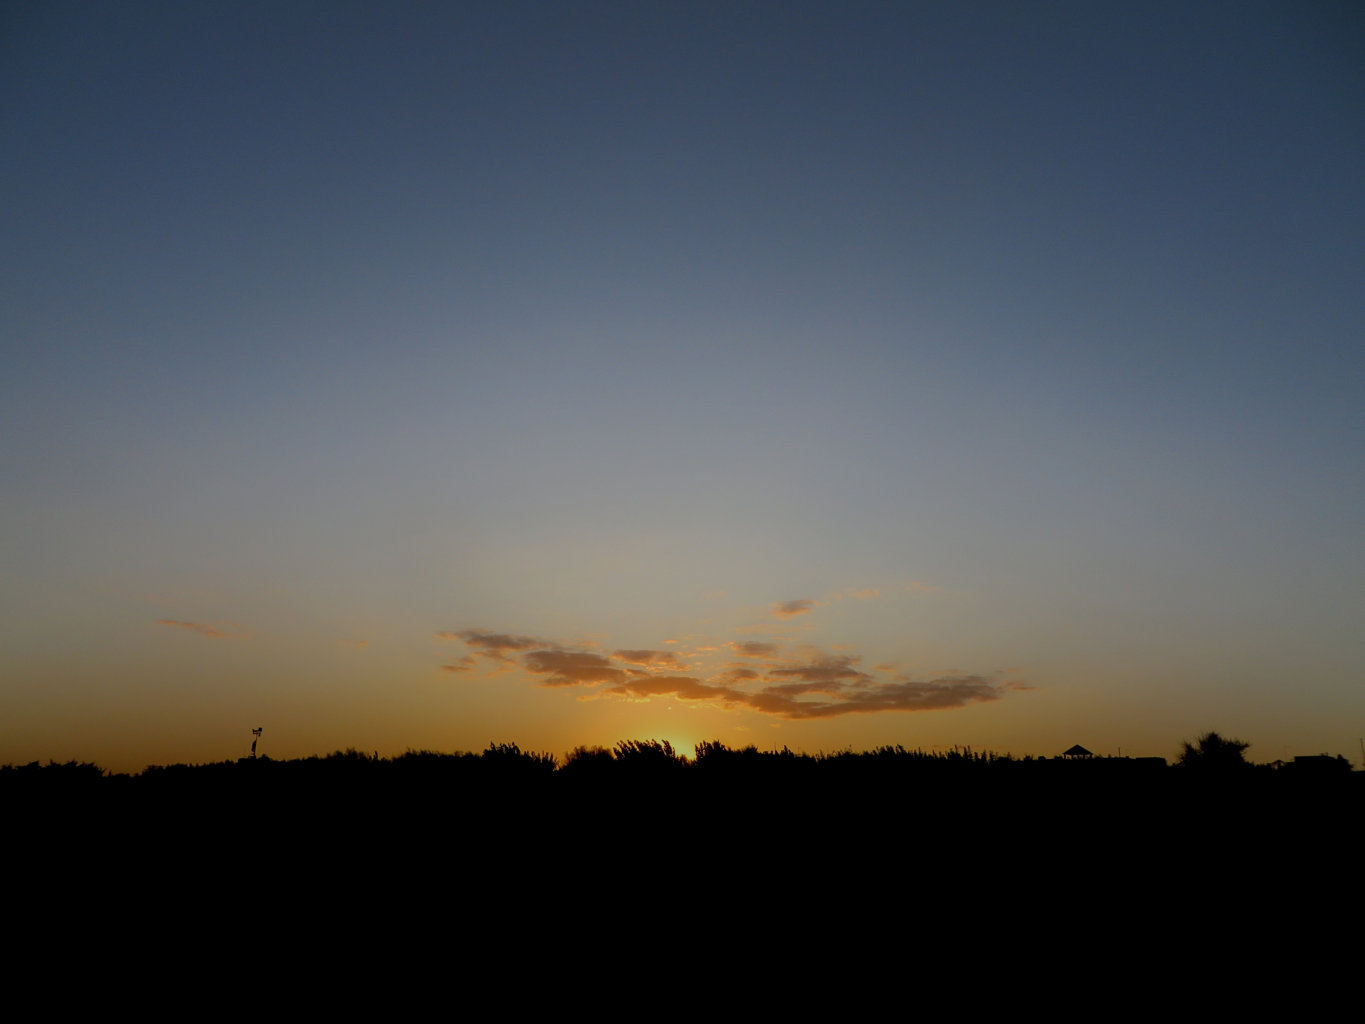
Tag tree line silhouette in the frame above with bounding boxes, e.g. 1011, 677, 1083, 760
4, 732, 1354, 794
6, 731, 1357, 925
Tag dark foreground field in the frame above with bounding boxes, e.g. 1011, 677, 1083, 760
9, 741, 1357, 882
5, 743, 1358, 1002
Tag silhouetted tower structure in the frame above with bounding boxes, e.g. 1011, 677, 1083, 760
251, 727, 262, 759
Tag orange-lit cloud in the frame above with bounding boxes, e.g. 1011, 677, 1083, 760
605, 666, 1001, 719
613, 649, 683, 668
155, 619, 244, 638
773, 599, 817, 618
602, 675, 746, 706
441, 656, 477, 673
743, 675, 1001, 718
726, 641, 778, 658
440, 629, 543, 662
767, 653, 873, 688
717, 667, 761, 683
445, 623, 1017, 720
522, 649, 629, 687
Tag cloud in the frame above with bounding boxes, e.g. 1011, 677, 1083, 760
717, 667, 761, 683
596, 653, 1002, 720
155, 619, 242, 639
726, 641, 779, 658
809, 676, 1003, 716
766, 653, 873, 688
743, 675, 1002, 719
437, 620, 1020, 720
601, 675, 749, 707
773, 599, 817, 618
441, 629, 543, 661
522, 649, 629, 687
613, 649, 683, 669
759, 680, 848, 698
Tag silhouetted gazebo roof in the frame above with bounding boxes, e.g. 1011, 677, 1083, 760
1062, 744, 1094, 758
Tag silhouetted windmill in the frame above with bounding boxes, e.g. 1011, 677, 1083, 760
251, 727, 263, 759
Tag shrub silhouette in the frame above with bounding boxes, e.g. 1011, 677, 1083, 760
1177, 731, 1251, 770
612, 739, 687, 771
0, 759, 105, 792
694, 740, 759, 766
560, 745, 616, 775
480, 741, 556, 776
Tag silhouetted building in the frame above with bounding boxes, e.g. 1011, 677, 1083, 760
1283, 754, 1352, 774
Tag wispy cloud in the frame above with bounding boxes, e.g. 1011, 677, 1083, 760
717, 667, 761, 683
767, 653, 873, 688
602, 675, 746, 706
155, 619, 244, 639
439, 629, 543, 662
726, 641, 779, 658
522, 649, 629, 687
442, 616, 1019, 720
605, 663, 1002, 719
613, 649, 683, 668
743, 675, 1002, 719
773, 599, 817, 618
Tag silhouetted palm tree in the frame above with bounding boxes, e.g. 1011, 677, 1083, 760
1177, 731, 1250, 770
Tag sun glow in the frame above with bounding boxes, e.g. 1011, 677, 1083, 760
655, 733, 698, 763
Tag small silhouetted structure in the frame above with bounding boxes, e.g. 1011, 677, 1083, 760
1283, 754, 1351, 775
1061, 744, 1094, 759
251, 727, 262, 759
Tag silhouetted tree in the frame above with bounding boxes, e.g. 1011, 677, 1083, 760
560, 745, 615, 776
612, 739, 687, 772
1177, 731, 1251, 770
480, 741, 556, 776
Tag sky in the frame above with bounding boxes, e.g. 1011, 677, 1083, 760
3, 1, 1363, 772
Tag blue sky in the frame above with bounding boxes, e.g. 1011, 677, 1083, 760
3, 2, 1363, 770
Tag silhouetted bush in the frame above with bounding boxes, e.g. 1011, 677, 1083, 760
612, 739, 687, 772
560, 745, 616, 776
1177, 731, 1251, 771
0, 759, 105, 791
480, 741, 556, 776
7, 734, 1357, 825
694, 739, 757, 766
